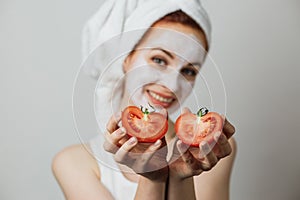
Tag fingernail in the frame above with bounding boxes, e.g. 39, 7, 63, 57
120, 127, 126, 133
214, 131, 221, 141
128, 137, 137, 144
177, 140, 186, 154
117, 127, 126, 136
177, 140, 182, 146
177, 140, 185, 150
182, 107, 188, 114
151, 140, 161, 150
154, 140, 161, 147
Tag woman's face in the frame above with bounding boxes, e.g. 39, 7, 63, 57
123, 21, 207, 113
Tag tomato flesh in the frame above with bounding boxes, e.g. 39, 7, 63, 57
175, 112, 223, 147
122, 106, 168, 142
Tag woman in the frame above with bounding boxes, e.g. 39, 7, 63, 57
52, 1, 236, 199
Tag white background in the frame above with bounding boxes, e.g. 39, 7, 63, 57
1, 0, 299, 199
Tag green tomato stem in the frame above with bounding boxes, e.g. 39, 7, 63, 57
140, 105, 151, 121
196, 107, 209, 117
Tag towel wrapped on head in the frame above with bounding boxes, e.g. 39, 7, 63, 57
81, 0, 212, 133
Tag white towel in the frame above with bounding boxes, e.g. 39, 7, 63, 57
81, 0, 212, 138
82, 0, 211, 78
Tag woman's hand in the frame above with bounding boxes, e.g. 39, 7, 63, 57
211, 116, 235, 159
103, 114, 169, 182
168, 108, 235, 180
168, 137, 217, 180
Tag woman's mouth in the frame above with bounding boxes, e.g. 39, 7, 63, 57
146, 90, 175, 108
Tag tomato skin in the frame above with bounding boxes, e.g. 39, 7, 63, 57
121, 106, 168, 143
175, 112, 223, 147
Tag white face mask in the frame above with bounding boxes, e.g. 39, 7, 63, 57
124, 28, 207, 113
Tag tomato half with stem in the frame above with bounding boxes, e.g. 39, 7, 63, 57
122, 106, 168, 143
175, 108, 223, 147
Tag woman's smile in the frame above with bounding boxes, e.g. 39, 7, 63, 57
145, 89, 176, 108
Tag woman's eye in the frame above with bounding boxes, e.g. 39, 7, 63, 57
152, 57, 167, 66
180, 68, 197, 77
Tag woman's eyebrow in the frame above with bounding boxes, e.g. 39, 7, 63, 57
187, 62, 201, 69
150, 48, 201, 68
152, 48, 174, 59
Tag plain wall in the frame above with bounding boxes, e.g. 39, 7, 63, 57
1, 0, 299, 199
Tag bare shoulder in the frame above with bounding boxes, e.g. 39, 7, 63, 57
52, 144, 115, 199
52, 144, 100, 179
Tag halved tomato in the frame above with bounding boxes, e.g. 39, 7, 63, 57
175, 108, 223, 147
121, 106, 168, 143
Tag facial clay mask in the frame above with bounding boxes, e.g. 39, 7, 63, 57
139, 28, 207, 65
124, 28, 207, 113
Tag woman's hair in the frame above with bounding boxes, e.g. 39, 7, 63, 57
156, 10, 204, 33
152, 10, 208, 50
127, 10, 208, 60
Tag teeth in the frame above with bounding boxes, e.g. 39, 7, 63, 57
149, 91, 173, 103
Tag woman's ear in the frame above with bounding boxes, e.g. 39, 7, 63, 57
122, 52, 133, 73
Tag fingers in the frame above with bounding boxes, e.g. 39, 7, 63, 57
114, 137, 138, 164
213, 131, 232, 159
198, 141, 218, 171
106, 113, 122, 133
103, 127, 127, 153
158, 108, 168, 118
176, 139, 218, 172
140, 140, 162, 165
103, 113, 125, 153
182, 107, 192, 114
176, 140, 195, 165
114, 138, 163, 173
134, 140, 162, 172
221, 116, 235, 139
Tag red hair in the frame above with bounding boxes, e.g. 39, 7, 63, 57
129, 10, 208, 56
159, 10, 203, 32
153, 10, 208, 50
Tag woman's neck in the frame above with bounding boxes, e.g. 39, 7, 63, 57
166, 119, 175, 143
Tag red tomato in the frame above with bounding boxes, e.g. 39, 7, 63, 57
175, 109, 223, 147
122, 106, 168, 143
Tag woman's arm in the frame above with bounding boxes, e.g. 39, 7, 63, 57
52, 144, 115, 200
52, 143, 167, 200
194, 138, 236, 200
167, 138, 219, 200
168, 176, 196, 200
167, 114, 236, 200
103, 114, 169, 200
134, 176, 167, 200
167, 138, 236, 200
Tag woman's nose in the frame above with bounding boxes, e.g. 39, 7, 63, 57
159, 70, 180, 93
